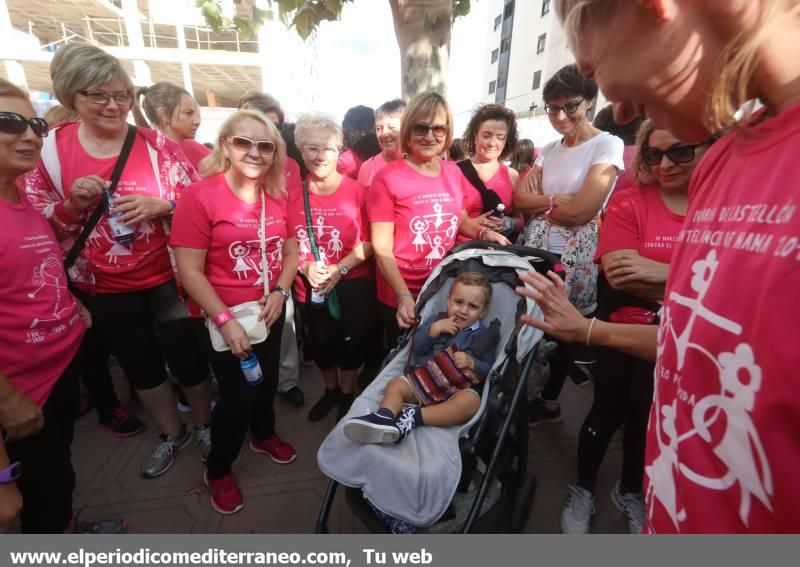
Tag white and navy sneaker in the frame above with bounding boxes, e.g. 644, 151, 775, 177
343, 409, 400, 444
394, 405, 422, 444
611, 481, 646, 534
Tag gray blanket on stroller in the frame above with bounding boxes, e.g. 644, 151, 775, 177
317, 249, 544, 527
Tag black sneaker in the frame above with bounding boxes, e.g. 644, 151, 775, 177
343, 410, 400, 444
336, 394, 354, 421
308, 388, 341, 422
99, 407, 146, 438
280, 386, 305, 408
528, 398, 562, 427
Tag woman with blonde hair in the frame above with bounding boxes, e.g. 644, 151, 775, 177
519, 0, 800, 533
172, 109, 299, 515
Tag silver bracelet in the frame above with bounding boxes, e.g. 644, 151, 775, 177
586, 317, 598, 346
397, 292, 413, 302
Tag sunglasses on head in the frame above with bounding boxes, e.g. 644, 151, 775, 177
641, 142, 705, 166
227, 136, 276, 156
0, 112, 49, 137
412, 123, 448, 138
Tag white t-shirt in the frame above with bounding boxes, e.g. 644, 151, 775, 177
535, 131, 625, 253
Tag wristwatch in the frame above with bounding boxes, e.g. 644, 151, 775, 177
336, 263, 349, 276
270, 285, 290, 300
0, 462, 21, 484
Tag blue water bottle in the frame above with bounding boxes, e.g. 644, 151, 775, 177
240, 353, 263, 386
103, 188, 137, 245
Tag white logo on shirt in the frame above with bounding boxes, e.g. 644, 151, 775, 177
228, 236, 283, 289
408, 203, 460, 266
294, 214, 345, 262
27, 253, 69, 329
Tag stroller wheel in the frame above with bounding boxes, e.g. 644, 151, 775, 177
510, 474, 537, 532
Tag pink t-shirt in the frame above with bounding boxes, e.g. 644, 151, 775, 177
337, 149, 363, 180
180, 139, 211, 170
288, 177, 370, 303
170, 173, 288, 316
0, 190, 85, 406
357, 153, 389, 188
595, 185, 684, 264
367, 159, 466, 307
57, 123, 172, 293
458, 162, 515, 243
646, 104, 800, 534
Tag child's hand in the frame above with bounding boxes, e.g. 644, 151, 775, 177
453, 351, 475, 371
430, 317, 459, 337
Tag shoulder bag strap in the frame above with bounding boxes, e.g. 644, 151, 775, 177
64, 125, 138, 269
302, 181, 323, 263
259, 189, 269, 295
456, 159, 502, 214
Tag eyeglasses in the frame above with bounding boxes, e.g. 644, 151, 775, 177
77, 90, 134, 106
641, 143, 705, 166
412, 123, 448, 138
227, 136, 276, 156
302, 145, 339, 158
0, 112, 49, 137
544, 98, 585, 116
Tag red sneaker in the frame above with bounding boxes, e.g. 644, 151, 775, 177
203, 471, 244, 515
249, 434, 297, 464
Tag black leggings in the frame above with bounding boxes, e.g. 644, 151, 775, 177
192, 309, 285, 479
88, 280, 208, 391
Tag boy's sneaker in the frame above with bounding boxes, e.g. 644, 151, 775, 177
611, 481, 646, 534
204, 470, 244, 515
195, 425, 212, 462
394, 405, 422, 444
343, 409, 400, 444
99, 407, 145, 438
560, 484, 595, 534
141, 429, 192, 478
308, 388, 341, 422
250, 434, 297, 464
528, 398, 562, 426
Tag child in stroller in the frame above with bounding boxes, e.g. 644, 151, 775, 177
343, 272, 500, 445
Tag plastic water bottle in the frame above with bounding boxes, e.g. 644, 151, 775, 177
103, 189, 136, 245
490, 203, 506, 220
239, 353, 263, 386
310, 260, 327, 309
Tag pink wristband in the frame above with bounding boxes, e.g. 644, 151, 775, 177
211, 309, 233, 328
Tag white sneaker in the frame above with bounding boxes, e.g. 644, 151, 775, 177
611, 481, 646, 534
195, 425, 212, 463
560, 484, 595, 534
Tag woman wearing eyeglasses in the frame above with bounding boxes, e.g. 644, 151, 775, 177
514, 64, 624, 426
368, 92, 505, 345
24, 43, 213, 479
560, 122, 716, 534
171, 109, 299, 515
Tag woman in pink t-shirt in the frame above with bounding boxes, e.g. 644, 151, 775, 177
290, 114, 375, 423
337, 105, 380, 180
172, 109, 299, 516
133, 82, 210, 170
560, 122, 715, 534
357, 99, 407, 188
24, 44, 212, 479
456, 103, 524, 243
521, 0, 800, 533
368, 92, 509, 344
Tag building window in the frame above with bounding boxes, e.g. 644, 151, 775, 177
497, 73, 507, 89
542, 0, 551, 16
489, 81, 496, 95
537, 33, 547, 53
500, 38, 511, 53
504, 0, 515, 20
491, 49, 499, 63
532, 70, 542, 90
494, 14, 502, 30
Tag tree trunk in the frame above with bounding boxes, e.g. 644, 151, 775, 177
389, 0, 453, 99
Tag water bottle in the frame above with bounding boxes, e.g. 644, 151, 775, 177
310, 260, 327, 309
239, 353, 263, 386
103, 189, 137, 245
490, 203, 506, 220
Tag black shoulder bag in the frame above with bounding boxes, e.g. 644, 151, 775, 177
64, 125, 138, 270
302, 181, 342, 320
456, 159, 503, 214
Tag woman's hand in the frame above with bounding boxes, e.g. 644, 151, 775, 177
113, 195, 173, 224
300, 261, 330, 289
516, 270, 590, 343
484, 230, 511, 246
65, 175, 105, 215
554, 193, 574, 207
476, 211, 505, 232
258, 291, 285, 328
0, 388, 44, 442
220, 319, 251, 359
519, 168, 542, 194
318, 267, 342, 295
0, 482, 22, 533
76, 299, 92, 329
605, 253, 668, 286
396, 295, 417, 329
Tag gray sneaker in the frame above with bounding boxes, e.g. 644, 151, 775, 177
611, 480, 646, 534
195, 425, 212, 463
560, 484, 595, 534
141, 429, 192, 478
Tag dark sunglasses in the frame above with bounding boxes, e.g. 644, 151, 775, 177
0, 112, 49, 137
544, 98, 584, 116
227, 136, 276, 156
641, 143, 706, 166
412, 123, 448, 138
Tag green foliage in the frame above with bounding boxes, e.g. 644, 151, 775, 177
453, 0, 471, 20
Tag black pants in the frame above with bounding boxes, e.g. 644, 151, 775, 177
192, 309, 284, 479
87, 280, 208, 391
304, 278, 376, 370
378, 301, 403, 356
6, 358, 79, 533
77, 326, 120, 416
